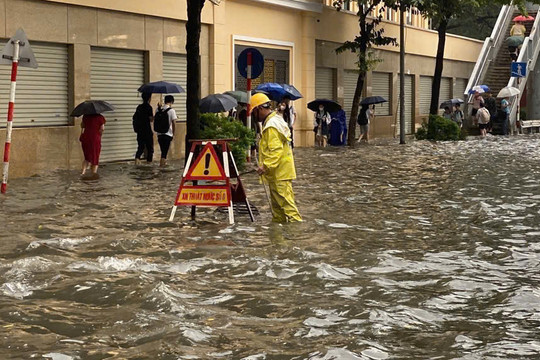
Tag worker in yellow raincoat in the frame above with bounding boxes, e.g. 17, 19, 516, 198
250, 93, 302, 223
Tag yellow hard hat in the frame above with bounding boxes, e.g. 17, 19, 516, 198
250, 93, 271, 110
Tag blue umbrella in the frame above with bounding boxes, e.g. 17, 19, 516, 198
468, 85, 489, 94
256, 83, 286, 101
138, 81, 185, 94
281, 84, 303, 100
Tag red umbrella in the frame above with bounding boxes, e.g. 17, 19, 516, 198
513, 15, 535, 22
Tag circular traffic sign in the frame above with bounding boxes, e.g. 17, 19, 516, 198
237, 47, 264, 79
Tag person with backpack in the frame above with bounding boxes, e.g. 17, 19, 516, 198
133, 92, 154, 164
154, 95, 177, 167
357, 104, 373, 143
452, 103, 464, 128
476, 103, 491, 137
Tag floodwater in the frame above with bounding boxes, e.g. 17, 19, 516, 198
1, 135, 540, 359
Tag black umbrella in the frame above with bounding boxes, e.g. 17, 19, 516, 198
360, 96, 387, 106
70, 100, 115, 117
307, 99, 341, 113
439, 98, 464, 109
199, 94, 238, 113
138, 81, 185, 94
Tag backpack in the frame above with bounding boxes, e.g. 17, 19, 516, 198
132, 105, 146, 133
478, 108, 490, 124
357, 108, 369, 126
154, 107, 172, 133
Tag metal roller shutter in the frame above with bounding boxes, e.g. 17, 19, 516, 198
0, 42, 68, 127
372, 72, 391, 116
91, 48, 144, 162
453, 78, 468, 100
163, 53, 187, 122
343, 69, 358, 122
439, 77, 451, 106
397, 74, 413, 135
315, 67, 335, 100
419, 76, 432, 115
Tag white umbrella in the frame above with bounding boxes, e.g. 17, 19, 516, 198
497, 86, 520, 98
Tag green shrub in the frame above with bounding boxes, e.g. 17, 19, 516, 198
199, 113, 255, 171
520, 108, 527, 121
415, 114, 462, 141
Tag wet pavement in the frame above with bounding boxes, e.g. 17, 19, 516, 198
1, 135, 540, 359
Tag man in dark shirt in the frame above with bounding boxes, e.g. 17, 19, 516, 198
484, 90, 498, 133
134, 92, 154, 164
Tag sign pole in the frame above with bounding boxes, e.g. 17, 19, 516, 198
246, 51, 253, 162
1, 40, 20, 194
517, 77, 521, 134
246, 51, 252, 132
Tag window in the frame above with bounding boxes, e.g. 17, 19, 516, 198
386, 7, 393, 21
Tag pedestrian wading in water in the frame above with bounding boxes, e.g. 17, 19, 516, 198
133, 92, 154, 164
154, 95, 178, 167
80, 113, 106, 178
250, 93, 302, 223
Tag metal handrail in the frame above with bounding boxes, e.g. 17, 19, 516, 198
507, 8, 540, 129
464, 4, 515, 102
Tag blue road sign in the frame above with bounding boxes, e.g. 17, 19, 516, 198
237, 48, 264, 79
511, 62, 527, 78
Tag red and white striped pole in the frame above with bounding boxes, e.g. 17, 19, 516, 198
1, 40, 20, 194
246, 51, 252, 162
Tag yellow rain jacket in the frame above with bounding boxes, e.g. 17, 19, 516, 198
259, 112, 296, 182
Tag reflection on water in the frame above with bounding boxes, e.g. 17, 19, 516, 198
2, 136, 540, 359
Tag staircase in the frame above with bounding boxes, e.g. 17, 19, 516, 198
483, 13, 535, 97
465, 4, 540, 133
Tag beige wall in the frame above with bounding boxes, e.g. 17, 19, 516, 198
217, 0, 317, 145
40, 0, 214, 24
0, 0, 208, 179
317, 6, 483, 63
317, 39, 476, 137
0, 0, 484, 179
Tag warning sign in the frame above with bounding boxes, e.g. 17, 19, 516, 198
169, 139, 255, 225
176, 186, 230, 207
185, 143, 226, 180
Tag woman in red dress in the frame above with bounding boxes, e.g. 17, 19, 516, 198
80, 114, 106, 176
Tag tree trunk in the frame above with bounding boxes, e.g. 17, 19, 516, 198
185, 0, 205, 160
347, 71, 365, 146
399, 3, 406, 144
429, 19, 448, 115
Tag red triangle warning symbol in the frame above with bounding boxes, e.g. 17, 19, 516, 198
185, 143, 227, 180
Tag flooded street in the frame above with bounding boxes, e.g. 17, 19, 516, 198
2, 136, 540, 359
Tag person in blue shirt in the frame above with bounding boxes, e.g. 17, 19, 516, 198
501, 97, 511, 135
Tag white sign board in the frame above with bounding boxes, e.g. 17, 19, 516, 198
0, 28, 38, 69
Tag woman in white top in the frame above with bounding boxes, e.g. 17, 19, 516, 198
314, 105, 331, 147
155, 95, 178, 167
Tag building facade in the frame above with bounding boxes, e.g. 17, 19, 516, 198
0, 0, 482, 179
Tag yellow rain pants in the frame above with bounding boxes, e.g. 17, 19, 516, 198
268, 180, 302, 223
